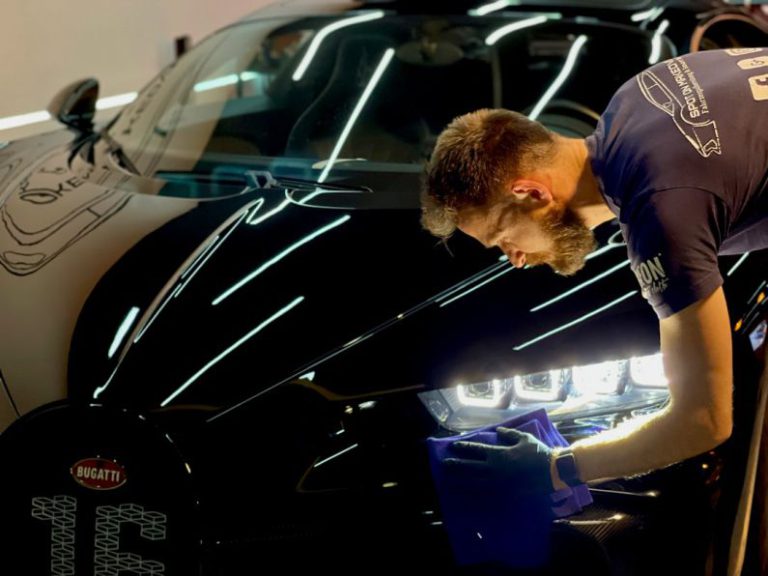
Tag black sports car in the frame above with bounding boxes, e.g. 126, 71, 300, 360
0, 1, 766, 574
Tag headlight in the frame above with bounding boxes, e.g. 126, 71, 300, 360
629, 353, 668, 388
513, 369, 568, 402
457, 378, 512, 408
572, 359, 627, 395
422, 351, 671, 432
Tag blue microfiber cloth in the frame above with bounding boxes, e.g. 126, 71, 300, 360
427, 408, 592, 568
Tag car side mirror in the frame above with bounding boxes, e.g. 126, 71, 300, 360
48, 78, 99, 134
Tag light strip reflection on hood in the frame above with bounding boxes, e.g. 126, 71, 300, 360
439, 265, 514, 308
316, 48, 396, 185
435, 261, 509, 304
108, 307, 140, 359
529, 260, 630, 312
161, 296, 305, 407
246, 198, 291, 227
586, 242, 621, 261
484, 15, 556, 45
174, 205, 249, 298
180, 235, 220, 281
648, 20, 670, 65
631, 6, 664, 24
244, 198, 265, 224
212, 215, 351, 306
175, 236, 222, 298
207, 261, 530, 423
292, 11, 386, 82
93, 364, 121, 399
513, 290, 637, 351
314, 444, 359, 468
727, 252, 750, 277
469, 0, 510, 17
133, 285, 182, 344
529, 35, 588, 120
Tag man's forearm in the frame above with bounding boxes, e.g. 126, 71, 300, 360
559, 289, 734, 488
560, 402, 729, 486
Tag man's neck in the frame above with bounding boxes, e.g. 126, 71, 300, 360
555, 137, 615, 229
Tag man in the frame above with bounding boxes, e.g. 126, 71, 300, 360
421, 48, 768, 493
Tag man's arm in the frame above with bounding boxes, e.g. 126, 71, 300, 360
553, 286, 733, 488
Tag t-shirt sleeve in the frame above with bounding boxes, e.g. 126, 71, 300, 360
622, 187, 727, 319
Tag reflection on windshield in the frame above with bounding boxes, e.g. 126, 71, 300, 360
106, 13, 657, 196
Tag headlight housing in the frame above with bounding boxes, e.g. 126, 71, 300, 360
420, 352, 670, 432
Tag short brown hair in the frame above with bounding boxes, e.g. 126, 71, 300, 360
421, 109, 555, 238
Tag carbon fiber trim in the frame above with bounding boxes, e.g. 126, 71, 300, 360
555, 505, 644, 543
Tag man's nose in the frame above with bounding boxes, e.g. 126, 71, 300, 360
506, 250, 526, 268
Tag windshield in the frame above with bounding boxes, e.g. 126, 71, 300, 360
107, 12, 662, 185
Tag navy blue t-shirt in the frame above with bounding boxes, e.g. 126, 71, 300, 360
587, 48, 768, 318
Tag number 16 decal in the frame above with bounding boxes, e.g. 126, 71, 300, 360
31, 496, 77, 576
32, 496, 168, 575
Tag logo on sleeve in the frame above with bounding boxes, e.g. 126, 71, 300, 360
748, 74, 768, 101
632, 255, 669, 297
737, 56, 768, 71
725, 48, 763, 56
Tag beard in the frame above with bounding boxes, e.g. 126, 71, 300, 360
525, 204, 597, 276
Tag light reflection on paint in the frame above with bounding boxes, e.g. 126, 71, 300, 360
727, 252, 750, 276
316, 48, 395, 185
484, 15, 555, 46
313, 443, 359, 468
530, 260, 630, 312
160, 296, 305, 406
436, 261, 508, 304
108, 307, 141, 358
469, 0, 509, 16
648, 20, 670, 64
244, 198, 266, 225
133, 285, 182, 344
213, 215, 351, 305
93, 365, 121, 399
529, 35, 588, 120
175, 207, 249, 298
246, 198, 292, 227
514, 291, 637, 351
292, 11, 385, 81
631, 6, 664, 23
208, 260, 532, 423
180, 235, 220, 280
439, 265, 514, 307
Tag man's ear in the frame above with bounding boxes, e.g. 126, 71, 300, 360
506, 179, 553, 205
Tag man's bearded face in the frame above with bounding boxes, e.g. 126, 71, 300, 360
524, 203, 597, 276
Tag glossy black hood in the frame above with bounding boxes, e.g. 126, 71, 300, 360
69, 181, 659, 415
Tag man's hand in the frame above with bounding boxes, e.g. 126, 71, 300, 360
445, 427, 555, 495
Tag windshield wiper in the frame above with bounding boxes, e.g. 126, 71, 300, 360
155, 169, 372, 194
245, 170, 371, 193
